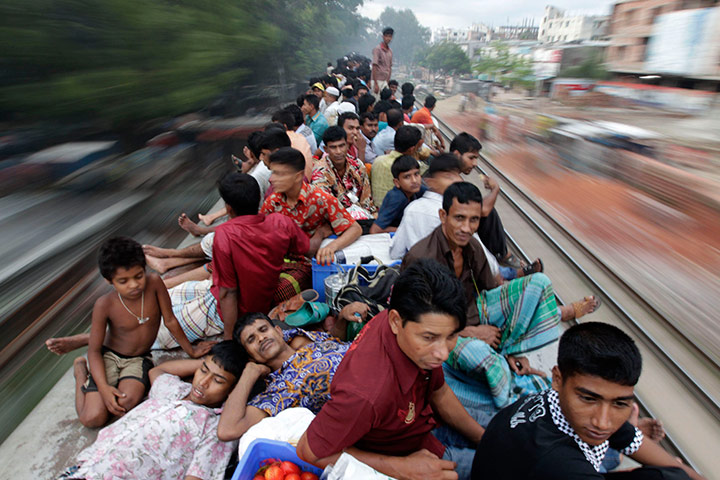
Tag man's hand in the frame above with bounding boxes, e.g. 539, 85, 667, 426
466, 325, 501, 348
507, 355, 546, 377
339, 302, 370, 323
399, 449, 458, 480
373, 82, 380, 94
189, 340, 216, 359
316, 244, 337, 266
243, 362, 271, 379
483, 176, 498, 191
99, 385, 127, 416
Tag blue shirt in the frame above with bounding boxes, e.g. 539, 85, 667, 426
374, 185, 428, 229
373, 125, 396, 156
248, 329, 349, 416
306, 111, 329, 145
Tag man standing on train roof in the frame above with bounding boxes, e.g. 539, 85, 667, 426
372, 27, 393, 95
472, 322, 707, 480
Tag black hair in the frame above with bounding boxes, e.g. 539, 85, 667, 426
246, 131, 263, 159
356, 84, 369, 94
232, 312, 273, 344
391, 155, 420, 179
380, 88, 392, 101
303, 93, 320, 111
296, 94, 306, 108
308, 77, 321, 88
271, 110, 295, 130
323, 125, 347, 145
442, 181, 483, 212
269, 146, 305, 173
98, 236, 146, 281
386, 108, 403, 128
284, 104, 304, 129
558, 322, 642, 386
450, 132, 482, 155
401, 82, 415, 96
382, 27, 394, 36
390, 258, 466, 330
217, 172, 260, 216
427, 153, 461, 176
341, 86, 355, 99
360, 112, 377, 125
338, 111, 360, 128
207, 340, 248, 381
258, 128, 291, 152
401, 95, 415, 111
394, 125, 422, 153
373, 100, 393, 115
388, 79, 399, 87
424, 95, 437, 109
358, 94, 375, 114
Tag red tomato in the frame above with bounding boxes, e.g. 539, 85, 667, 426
300, 473, 319, 480
253, 476, 265, 480
284, 475, 301, 480
265, 465, 284, 480
280, 461, 301, 475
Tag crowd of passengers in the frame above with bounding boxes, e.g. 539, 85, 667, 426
47, 28, 704, 480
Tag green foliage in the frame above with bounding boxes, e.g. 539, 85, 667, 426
558, 52, 611, 80
417, 42, 471, 74
0, 0, 365, 126
473, 41, 535, 89
376, 7, 430, 65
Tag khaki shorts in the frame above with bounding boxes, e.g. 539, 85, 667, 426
82, 348, 153, 393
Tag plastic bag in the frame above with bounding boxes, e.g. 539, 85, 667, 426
321, 452, 397, 480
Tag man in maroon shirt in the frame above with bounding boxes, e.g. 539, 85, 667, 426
372, 27, 394, 94
297, 258, 485, 480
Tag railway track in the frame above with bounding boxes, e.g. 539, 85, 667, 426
431, 113, 720, 477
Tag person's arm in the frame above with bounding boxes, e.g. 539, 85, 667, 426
430, 383, 484, 443
87, 298, 126, 416
297, 437, 458, 480
369, 223, 397, 234
629, 439, 706, 480
217, 362, 270, 441
308, 223, 334, 257
218, 287, 238, 341
480, 176, 500, 216
149, 358, 202, 384
155, 276, 214, 357
316, 221, 362, 265
330, 302, 369, 340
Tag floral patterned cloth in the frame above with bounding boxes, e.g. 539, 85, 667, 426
71, 374, 236, 480
311, 154, 377, 219
261, 182, 355, 237
248, 329, 349, 416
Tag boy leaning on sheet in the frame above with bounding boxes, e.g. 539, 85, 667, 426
73, 237, 213, 428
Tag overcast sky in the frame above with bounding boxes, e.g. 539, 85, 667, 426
359, 0, 616, 30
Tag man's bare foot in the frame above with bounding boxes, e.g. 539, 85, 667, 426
198, 213, 212, 226
518, 258, 543, 277
73, 357, 88, 382
561, 295, 602, 322
46, 334, 90, 355
178, 213, 203, 237
143, 244, 171, 258
145, 255, 171, 274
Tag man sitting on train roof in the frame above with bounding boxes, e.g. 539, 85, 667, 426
402, 182, 601, 412
371, 125, 427, 206
72, 236, 212, 429
216, 312, 353, 442
297, 259, 486, 479
449, 132, 525, 269
59, 341, 244, 480
311, 126, 377, 233
472, 322, 706, 480
262, 146, 362, 267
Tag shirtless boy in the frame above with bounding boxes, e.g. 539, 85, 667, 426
74, 237, 212, 428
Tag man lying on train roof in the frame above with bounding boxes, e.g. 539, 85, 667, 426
471, 322, 706, 480
59, 341, 244, 480
216, 312, 356, 441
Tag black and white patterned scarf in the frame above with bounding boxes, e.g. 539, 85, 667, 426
547, 389, 644, 471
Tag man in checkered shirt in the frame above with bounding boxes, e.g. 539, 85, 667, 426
471, 322, 706, 480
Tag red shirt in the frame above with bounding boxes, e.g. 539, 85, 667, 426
261, 182, 355, 237
411, 106, 433, 125
211, 214, 309, 316
305, 310, 446, 458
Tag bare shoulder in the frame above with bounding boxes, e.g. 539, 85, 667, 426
93, 291, 115, 312
145, 273, 167, 297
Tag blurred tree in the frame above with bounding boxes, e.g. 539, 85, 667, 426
417, 43, 471, 74
473, 41, 535, 89
0, 0, 365, 127
375, 7, 430, 65
558, 52, 611, 80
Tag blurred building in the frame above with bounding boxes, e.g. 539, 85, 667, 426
492, 23, 539, 41
431, 24, 492, 44
606, 0, 720, 89
539, 5, 609, 43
